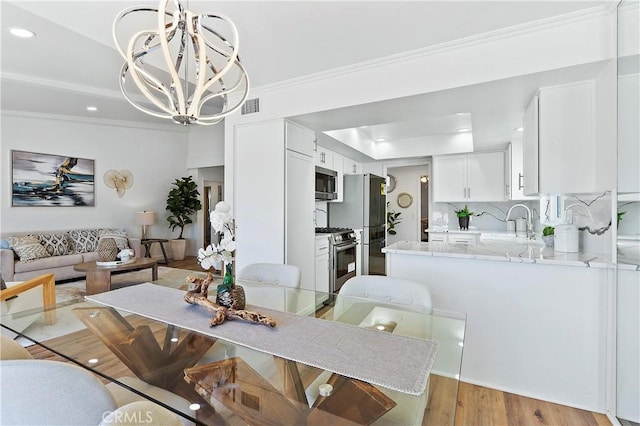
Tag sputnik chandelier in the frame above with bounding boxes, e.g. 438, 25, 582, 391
113, 0, 249, 125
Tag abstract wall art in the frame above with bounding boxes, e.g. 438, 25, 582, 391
11, 150, 95, 207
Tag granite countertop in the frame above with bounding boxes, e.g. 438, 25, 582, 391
383, 240, 612, 268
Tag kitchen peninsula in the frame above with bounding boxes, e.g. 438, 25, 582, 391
383, 238, 612, 412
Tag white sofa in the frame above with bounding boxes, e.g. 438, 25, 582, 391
0, 229, 141, 282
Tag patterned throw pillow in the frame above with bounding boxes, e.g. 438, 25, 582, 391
66, 229, 99, 254
38, 233, 71, 256
7, 235, 51, 262
98, 229, 130, 251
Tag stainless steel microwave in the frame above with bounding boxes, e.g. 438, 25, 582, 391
315, 166, 337, 200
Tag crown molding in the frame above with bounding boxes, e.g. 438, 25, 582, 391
1, 72, 123, 100
253, 4, 614, 95
1, 110, 188, 133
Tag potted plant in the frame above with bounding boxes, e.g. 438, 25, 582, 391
542, 225, 555, 247
617, 211, 626, 228
387, 203, 402, 235
454, 205, 474, 230
166, 176, 202, 261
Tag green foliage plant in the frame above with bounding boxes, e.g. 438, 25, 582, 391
166, 176, 203, 239
387, 202, 402, 235
454, 205, 474, 218
542, 226, 555, 236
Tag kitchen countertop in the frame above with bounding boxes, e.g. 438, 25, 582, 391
383, 240, 612, 268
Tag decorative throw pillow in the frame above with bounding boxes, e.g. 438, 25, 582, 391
0, 239, 19, 259
38, 233, 71, 256
7, 235, 51, 262
66, 229, 99, 254
98, 229, 130, 251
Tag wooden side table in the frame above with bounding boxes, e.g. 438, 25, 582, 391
141, 238, 169, 265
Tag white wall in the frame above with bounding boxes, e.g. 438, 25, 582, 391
187, 124, 225, 169
0, 113, 190, 244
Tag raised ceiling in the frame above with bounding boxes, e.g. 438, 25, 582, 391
1, 1, 609, 159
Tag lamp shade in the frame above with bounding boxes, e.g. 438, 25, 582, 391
135, 211, 156, 226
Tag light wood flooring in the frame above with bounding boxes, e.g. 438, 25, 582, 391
166, 257, 612, 425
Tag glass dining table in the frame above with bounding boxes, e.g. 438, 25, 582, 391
1, 272, 466, 426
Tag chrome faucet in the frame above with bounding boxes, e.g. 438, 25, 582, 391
506, 203, 533, 239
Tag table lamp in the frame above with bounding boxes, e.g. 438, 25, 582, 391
135, 211, 155, 240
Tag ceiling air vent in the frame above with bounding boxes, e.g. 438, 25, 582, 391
241, 98, 260, 115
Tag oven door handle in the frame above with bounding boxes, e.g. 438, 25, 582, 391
334, 242, 357, 252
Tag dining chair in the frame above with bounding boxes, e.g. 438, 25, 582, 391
201, 263, 302, 376
0, 337, 188, 425
237, 263, 301, 288
307, 275, 434, 425
336, 275, 433, 314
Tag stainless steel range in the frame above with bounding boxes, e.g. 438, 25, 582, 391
315, 227, 357, 294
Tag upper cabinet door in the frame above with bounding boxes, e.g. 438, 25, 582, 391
537, 81, 595, 194
315, 147, 334, 169
285, 121, 315, 157
618, 73, 640, 194
467, 151, 506, 201
433, 155, 468, 202
522, 94, 539, 196
523, 81, 600, 195
343, 158, 363, 175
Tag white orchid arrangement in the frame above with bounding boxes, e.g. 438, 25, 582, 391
198, 201, 236, 270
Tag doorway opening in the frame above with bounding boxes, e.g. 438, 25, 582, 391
203, 181, 223, 247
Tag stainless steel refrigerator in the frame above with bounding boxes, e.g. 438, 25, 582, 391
329, 173, 386, 275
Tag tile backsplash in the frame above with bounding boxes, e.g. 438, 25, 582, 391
431, 192, 615, 256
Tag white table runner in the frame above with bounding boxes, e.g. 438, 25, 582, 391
86, 283, 438, 395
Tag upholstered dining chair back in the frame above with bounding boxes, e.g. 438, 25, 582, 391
237, 263, 301, 288
336, 275, 433, 314
0, 358, 185, 426
1, 359, 118, 425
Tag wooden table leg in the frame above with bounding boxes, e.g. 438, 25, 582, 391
158, 242, 169, 265
85, 269, 112, 295
151, 263, 158, 281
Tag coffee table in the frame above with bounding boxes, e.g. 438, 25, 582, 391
73, 257, 158, 295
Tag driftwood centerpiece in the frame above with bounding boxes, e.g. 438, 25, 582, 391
184, 273, 276, 328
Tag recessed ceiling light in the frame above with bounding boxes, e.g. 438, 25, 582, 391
455, 112, 466, 116
516, 127, 524, 132
375, 138, 387, 142
86, 106, 98, 112
457, 128, 471, 133
9, 28, 35, 38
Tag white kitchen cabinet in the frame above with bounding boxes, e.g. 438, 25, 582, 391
235, 119, 315, 291
433, 151, 506, 202
315, 146, 334, 169
522, 80, 597, 195
286, 121, 315, 157
315, 235, 330, 307
343, 157, 363, 175
332, 151, 344, 203
509, 135, 539, 201
286, 149, 315, 291
426, 231, 479, 245
618, 73, 640, 193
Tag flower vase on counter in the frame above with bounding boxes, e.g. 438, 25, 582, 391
216, 262, 246, 310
